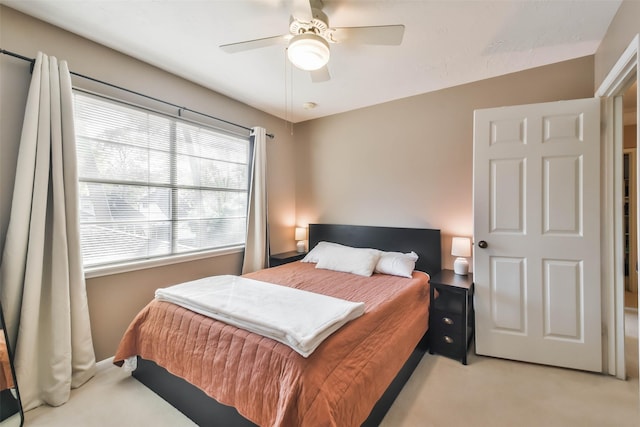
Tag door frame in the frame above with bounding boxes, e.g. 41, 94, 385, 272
596, 33, 639, 379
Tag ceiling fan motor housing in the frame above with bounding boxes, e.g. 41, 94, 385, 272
289, 8, 329, 37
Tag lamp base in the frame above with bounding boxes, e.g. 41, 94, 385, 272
296, 241, 306, 253
453, 257, 469, 275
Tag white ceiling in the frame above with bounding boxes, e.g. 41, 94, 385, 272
3, 0, 622, 123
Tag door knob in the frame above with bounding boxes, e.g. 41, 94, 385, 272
478, 240, 488, 249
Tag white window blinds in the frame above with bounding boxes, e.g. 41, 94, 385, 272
73, 91, 249, 268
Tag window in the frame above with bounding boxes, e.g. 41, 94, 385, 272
73, 91, 249, 268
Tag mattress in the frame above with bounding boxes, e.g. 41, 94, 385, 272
114, 262, 430, 427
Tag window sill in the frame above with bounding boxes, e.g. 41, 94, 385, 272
84, 246, 244, 279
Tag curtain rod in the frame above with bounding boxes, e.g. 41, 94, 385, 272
0, 48, 274, 139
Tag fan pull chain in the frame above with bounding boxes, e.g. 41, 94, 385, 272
284, 47, 294, 136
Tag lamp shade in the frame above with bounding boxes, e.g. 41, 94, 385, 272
295, 227, 306, 241
287, 33, 330, 71
451, 237, 471, 257
295, 227, 307, 253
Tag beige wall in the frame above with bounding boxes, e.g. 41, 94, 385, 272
0, 6, 297, 360
594, 0, 640, 91
294, 56, 595, 270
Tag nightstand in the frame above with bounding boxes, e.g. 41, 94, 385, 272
428, 269, 474, 365
269, 250, 307, 267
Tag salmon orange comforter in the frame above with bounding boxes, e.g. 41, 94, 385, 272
0, 333, 13, 390
114, 262, 430, 427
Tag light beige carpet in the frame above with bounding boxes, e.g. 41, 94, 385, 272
24, 312, 640, 427
381, 312, 639, 427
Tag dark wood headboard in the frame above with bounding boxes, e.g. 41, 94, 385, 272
308, 224, 441, 276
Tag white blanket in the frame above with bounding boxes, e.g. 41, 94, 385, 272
155, 275, 365, 357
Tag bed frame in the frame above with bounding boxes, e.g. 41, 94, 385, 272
132, 223, 441, 426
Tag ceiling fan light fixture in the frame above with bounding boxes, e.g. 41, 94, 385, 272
287, 33, 330, 71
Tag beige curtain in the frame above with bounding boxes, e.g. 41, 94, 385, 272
242, 127, 269, 274
0, 52, 95, 410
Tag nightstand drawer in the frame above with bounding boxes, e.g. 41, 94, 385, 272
430, 310, 463, 334
430, 331, 465, 358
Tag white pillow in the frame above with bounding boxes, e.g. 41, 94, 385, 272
375, 251, 418, 278
315, 245, 381, 277
301, 241, 344, 263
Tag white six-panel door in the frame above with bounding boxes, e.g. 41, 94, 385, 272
473, 98, 602, 372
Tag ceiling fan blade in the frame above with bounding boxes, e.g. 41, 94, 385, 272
220, 34, 290, 53
310, 66, 330, 83
292, 0, 313, 22
332, 25, 405, 45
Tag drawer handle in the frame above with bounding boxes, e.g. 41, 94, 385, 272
443, 336, 454, 344
442, 317, 454, 325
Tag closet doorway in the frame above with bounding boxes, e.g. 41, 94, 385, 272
624, 81, 638, 311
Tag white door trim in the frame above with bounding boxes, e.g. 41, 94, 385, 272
596, 33, 639, 379
597, 34, 639, 98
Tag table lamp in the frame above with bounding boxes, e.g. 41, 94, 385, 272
451, 237, 471, 275
295, 227, 306, 253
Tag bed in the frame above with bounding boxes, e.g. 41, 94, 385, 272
0, 333, 13, 391
113, 224, 441, 426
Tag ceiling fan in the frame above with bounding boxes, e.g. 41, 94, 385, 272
219, 0, 405, 82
